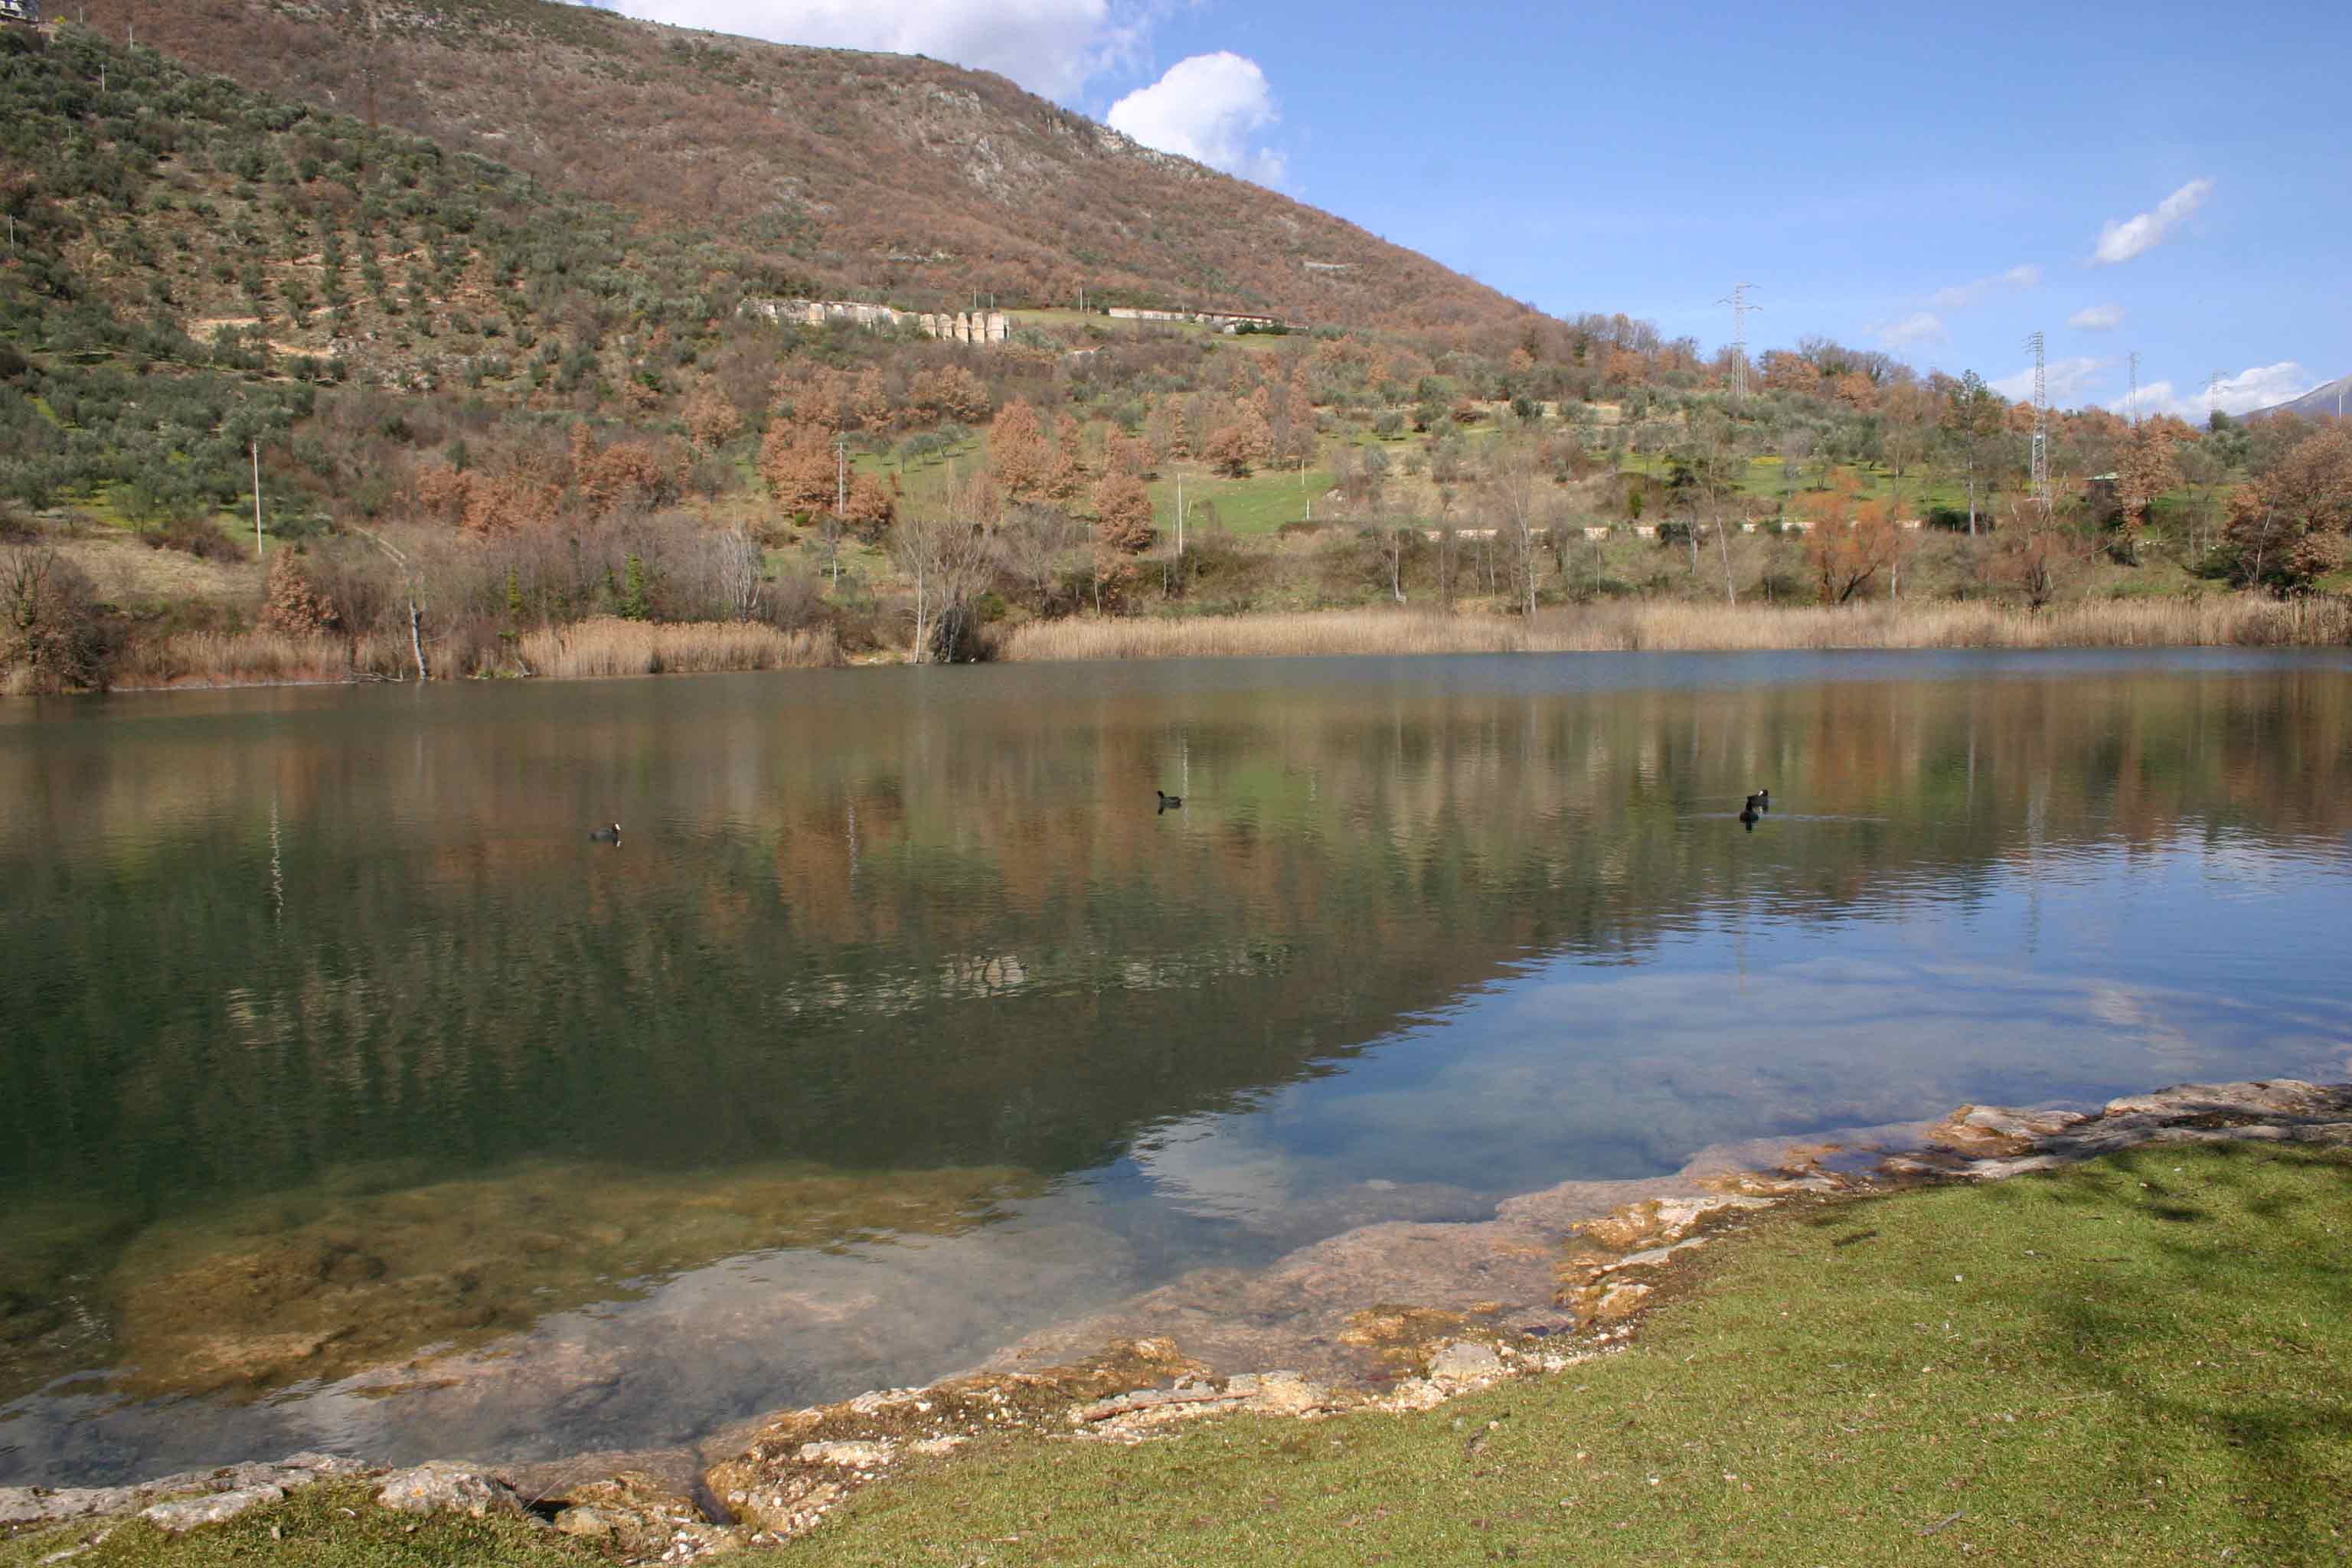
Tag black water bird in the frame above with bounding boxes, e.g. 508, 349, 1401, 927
1156, 789, 1183, 813
1746, 789, 1771, 812
590, 822, 622, 842
1739, 805, 1760, 831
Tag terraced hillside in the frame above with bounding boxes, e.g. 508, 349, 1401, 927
73, 0, 1542, 338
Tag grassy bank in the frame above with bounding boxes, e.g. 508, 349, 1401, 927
804, 1140, 2352, 1565
9, 1140, 2347, 1566
1004, 596, 2352, 661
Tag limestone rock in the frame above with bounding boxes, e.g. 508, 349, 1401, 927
1593, 1282, 1652, 1319
139, 1485, 283, 1533
1425, 1341, 1505, 1384
373, 1462, 523, 1519
795, 1440, 893, 1471
1, 1453, 367, 1528
1224, 1370, 1329, 1416
714, 1474, 842, 1539
544, 1472, 743, 1560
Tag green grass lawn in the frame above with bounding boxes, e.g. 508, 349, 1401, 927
1612, 453, 1970, 517
795, 1140, 2352, 1566
1147, 460, 1331, 537
850, 430, 1331, 538
13, 1141, 2343, 1567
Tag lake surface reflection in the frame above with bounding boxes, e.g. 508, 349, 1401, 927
5, 650, 2350, 1483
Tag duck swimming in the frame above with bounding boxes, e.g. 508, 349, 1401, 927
1156, 790, 1182, 813
589, 822, 622, 842
1746, 789, 1770, 812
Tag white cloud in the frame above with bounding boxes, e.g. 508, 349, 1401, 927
1106, 51, 1286, 185
594, 0, 1138, 100
1927, 263, 2040, 310
2092, 178, 2214, 266
1877, 312, 1946, 348
2113, 362, 2320, 420
2069, 303, 2126, 332
1992, 355, 2109, 406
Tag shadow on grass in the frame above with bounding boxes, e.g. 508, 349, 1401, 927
2014, 1145, 2352, 1556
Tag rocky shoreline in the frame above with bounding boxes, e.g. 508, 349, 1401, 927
7, 1078, 2348, 1561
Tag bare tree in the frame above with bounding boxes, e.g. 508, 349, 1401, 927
349, 526, 430, 680
713, 528, 765, 622
998, 503, 1089, 613
2, 547, 108, 693
1383, 524, 1410, 604
892, 513, 994, 663
1482, 445, 1549, 617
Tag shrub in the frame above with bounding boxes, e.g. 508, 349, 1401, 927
145, 516, 250, 563
2, 547, 113, 693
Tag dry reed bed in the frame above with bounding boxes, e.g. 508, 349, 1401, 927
116, 630, 416, 688
517, 617, 838, 678
110, 619, 838, 688
1005, 599, 2352, 662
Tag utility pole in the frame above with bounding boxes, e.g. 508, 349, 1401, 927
2128, 351, 2141, 424
1174, 471, 1184, 561
251, 439, 264, 557
1717, 283, 1759, 402
2024, 331, 2050, 511
831, 436, 847, 587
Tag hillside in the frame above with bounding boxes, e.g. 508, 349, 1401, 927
70, 0, 1538, 339
8, 18, 2348, 696
2254, 373, 2349, 422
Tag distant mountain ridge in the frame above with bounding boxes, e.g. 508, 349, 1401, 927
72, 0, 1542, 340
2254, 374, 2350, 421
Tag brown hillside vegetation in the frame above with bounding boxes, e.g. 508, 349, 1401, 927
80, 0, 1540, 338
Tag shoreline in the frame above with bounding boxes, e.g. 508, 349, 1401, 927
8, 1076, 2347, 1557
14, 597, 2350, 698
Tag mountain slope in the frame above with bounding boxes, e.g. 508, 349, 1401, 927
2253, 374, 2350, 421
75, 0, 1538, 338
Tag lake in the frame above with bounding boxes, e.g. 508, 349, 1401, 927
5, 649, 2350, 1486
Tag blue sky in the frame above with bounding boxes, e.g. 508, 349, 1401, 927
602, 0, 2349, 416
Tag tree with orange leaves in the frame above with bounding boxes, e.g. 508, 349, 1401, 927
1203, 423, 1253, 479
1801, 471, 1900, 603
2225, 423, 2352, 593
989, 399, 1050, 498
852, 368, 893, 433
1092, 471, 1155, 555
681, 382, 743, 454
759, 420, 838, 518
2112, 420, 2181, 557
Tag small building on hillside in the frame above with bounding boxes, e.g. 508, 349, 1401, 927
0, 0, 44, 27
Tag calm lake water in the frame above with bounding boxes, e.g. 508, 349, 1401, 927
5, 650, 2351, 1485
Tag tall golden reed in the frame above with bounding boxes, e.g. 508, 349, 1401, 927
109, 619, 838, 688
1004, 599, 2350, 662
517, 617, 838, 678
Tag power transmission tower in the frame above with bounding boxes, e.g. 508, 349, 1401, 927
2024, 331, 2050, 511
1717, 283, 1759, 401
2207, 370, 2226, 427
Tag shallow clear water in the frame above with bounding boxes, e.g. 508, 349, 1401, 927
4, 649, 2350, 1484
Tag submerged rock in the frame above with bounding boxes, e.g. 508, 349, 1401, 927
96, 1157, 1037, 1400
